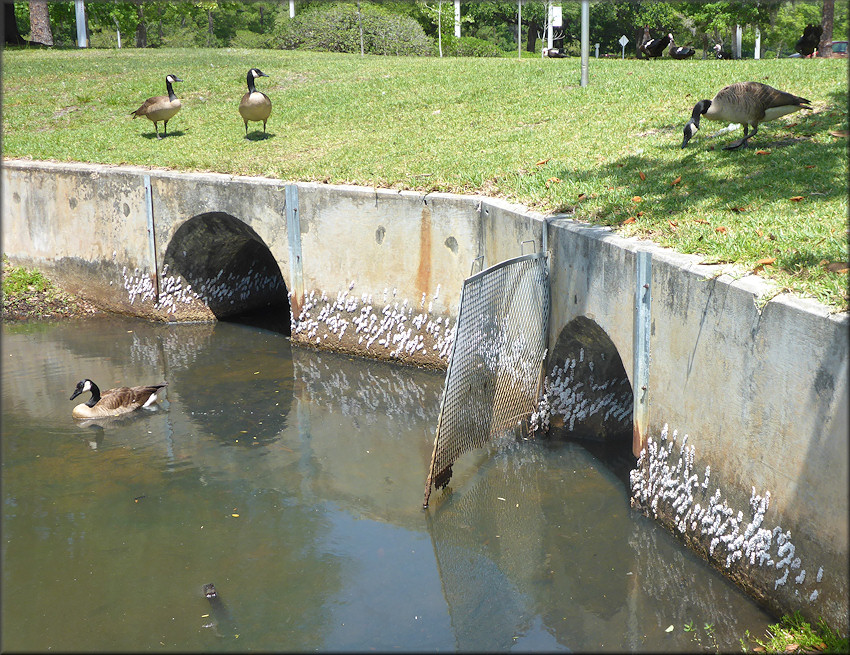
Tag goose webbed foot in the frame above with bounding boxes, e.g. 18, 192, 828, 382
723, 139, 747, 150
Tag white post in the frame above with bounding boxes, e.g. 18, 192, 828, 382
289, 0, 295, 19
117, 30, 121, 48
75, 0, 87, 48
735, 24, 742, 58
580, 0, 589, 86
754, 27, 761, 60
454, 0, 460, 38
547, 1, 553, 52
595, 42, 599, 58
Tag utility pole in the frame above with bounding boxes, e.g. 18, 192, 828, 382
580, 0, 589, 86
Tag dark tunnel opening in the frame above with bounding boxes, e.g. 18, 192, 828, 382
544, 316, 636, 482
163, 212, 291, 335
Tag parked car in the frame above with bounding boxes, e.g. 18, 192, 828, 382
830, 40, 847, 56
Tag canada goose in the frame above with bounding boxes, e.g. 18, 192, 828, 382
681, 82, 812, 150
238, 68, 271, 136
668, 34, 695, 60
796, 24, 823, 57
69, 379, 167, 419
130, 74, 183, 139
639, 30, 670, 59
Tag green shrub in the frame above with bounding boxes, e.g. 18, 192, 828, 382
229, 29, 276, 50
442, 34, 503, 57
275, 3, 434, 56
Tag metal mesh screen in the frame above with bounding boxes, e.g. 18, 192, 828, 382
423, 252, 550, 507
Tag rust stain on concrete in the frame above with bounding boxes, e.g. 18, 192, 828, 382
416, 206, 432, 296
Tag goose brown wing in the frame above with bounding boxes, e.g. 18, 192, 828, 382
132, 95, 167, 117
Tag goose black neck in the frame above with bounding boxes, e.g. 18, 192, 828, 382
246, 71, 257, 94
692, 99, 711, 119
86, 381, 102, 407
166, 79, 177, 101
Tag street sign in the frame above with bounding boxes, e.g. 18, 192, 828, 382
619, 34, 629, 59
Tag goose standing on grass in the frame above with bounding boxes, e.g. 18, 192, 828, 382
239, 68, 272, 137
639, 31, 671, 58
70, 379, 167, 419
130, 74, 183, 139
668, 34, 695, 59
681, 82, 812, 150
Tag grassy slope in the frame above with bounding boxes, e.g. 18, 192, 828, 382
2, 48, 847, 309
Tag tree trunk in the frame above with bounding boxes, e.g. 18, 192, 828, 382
135, 3, 147, 48
28, 0, 53, 45
525, 20, 538, 53
207, 8, 213, 47
4, 3, 27, 44
818, 0, 834, 57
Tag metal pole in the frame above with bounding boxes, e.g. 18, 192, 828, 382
143, 175, 160, 304
580, 0, 589, 86
454, 0, 461, 38
75, 0, 87, 48
517, 0, 522, 60
632, 250, 651, 457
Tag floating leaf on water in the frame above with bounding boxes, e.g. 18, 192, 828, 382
665, 625, 674, 633
232, 513, 240, 517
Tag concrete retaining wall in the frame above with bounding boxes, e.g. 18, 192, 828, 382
2, 159, 846, 633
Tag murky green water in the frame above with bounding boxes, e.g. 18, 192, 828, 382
2, 316, 772, 651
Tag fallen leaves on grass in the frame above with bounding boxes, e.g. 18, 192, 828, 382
536, 158, 550, 166
829, 130, 849, 138
754, 257, 776, 273
789, 196, 805, 202
756, 150, 771, 155
638, 171, 646, 181
693, 218, 709, 224
622, 216, 636, 224
715, 226, 728, 234
632, 195, 643, 203
671, 175, 681, 186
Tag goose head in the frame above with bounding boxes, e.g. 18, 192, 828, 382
681, 100, 711, 148
70, 379, 94, 401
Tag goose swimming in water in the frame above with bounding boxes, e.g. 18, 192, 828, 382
70, 379, 167, 419
681, 82, 811, 150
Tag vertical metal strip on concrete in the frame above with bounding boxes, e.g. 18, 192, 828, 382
286, 184, 304, 317
632, 250, 652, 456
143, 175, 159, 303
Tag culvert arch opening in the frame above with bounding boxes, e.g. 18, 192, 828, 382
537, 316, 634, 471
163, 212, 290, 333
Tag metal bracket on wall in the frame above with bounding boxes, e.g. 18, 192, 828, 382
285, 184, 305, 316
632, 250, 652, 457
143, 175, 159, 303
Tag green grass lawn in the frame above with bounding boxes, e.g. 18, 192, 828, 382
2, 47, 847, 309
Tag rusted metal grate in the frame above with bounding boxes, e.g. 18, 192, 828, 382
423, 252, 550, 507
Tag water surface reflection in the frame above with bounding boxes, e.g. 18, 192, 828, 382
1, 317, 772, 651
